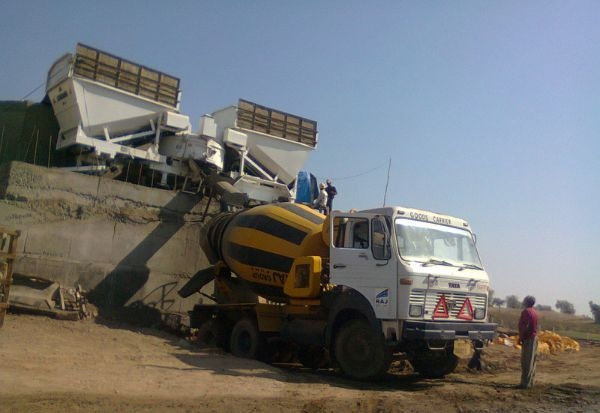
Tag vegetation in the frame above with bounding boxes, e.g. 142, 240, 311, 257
590, 301, 600, 324
491, 293, 582, 317
555, 300, 575, 315
488, 289, 494, 306
488, 289, 506, 308
505, 295, 521, 309
492, 298, 506, 308
489, 307, 600, 341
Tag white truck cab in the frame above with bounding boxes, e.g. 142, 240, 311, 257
328, 206, 496, 377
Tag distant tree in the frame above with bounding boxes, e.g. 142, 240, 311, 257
590, 301, 600, 324
555, 300, 575, 315
535, 304, 552, 312
506, 295, 521, 309
492, 298, 506, 308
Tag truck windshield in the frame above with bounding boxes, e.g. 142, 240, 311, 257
395, 218, 482, 268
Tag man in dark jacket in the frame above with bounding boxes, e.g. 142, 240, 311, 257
518, 295, 538, 389
325, 179, 337, 213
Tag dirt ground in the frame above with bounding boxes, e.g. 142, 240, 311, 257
1, 313, 599, 413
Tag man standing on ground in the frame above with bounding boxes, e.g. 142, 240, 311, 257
518, 295, 538, 389
325, 179, 337, 213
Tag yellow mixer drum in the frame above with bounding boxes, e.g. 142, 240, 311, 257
217, 203, 328, 301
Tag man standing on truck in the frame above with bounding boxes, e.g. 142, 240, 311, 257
313, 182, 328, 214
517, 295, 538, 389
325, 179, 337, 213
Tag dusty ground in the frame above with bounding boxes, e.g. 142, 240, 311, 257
1, 313, 599, 413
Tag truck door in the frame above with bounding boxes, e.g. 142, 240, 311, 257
329, 213, 397, 319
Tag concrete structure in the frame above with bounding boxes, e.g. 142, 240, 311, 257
0, 161, 216, 324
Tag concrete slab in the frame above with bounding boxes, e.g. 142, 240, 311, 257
23, 223, 72, 259
67, 219, 115, 263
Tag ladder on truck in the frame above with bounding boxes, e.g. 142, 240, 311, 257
0, 227, 19, 327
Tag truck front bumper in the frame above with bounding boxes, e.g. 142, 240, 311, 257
402, 320, 497, 341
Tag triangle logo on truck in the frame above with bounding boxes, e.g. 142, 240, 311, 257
457, 297, 474, 321
432, 294, 449, 319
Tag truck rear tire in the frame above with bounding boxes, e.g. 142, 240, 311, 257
212, 317, 232, 352
230, 318, 265, 360
334, 319, 392, 380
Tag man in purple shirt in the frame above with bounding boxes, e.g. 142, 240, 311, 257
518, 295, 538, 389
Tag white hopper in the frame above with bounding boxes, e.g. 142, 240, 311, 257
212, 99, 317, 186
46, 44, 187, 161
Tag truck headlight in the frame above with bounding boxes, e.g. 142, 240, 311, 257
474, 307, 486, 320
409, 305, 424, 317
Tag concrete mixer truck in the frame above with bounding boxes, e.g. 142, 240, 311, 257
179, 202, 496, 380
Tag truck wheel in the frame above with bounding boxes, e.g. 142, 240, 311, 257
267, 338, 295, 364
334, 319, 392, 380
230, 318, 265, 360
211, 318, 232, 352
411, 350, 458, 378
195, 320, 216, 345
298, 345, 330, 370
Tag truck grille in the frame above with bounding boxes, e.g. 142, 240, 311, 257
410, 289, 487, 320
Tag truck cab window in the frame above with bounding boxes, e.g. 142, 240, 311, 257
352, 220, 369, 249
395, 218, 482, 267
332, 217, 369, 249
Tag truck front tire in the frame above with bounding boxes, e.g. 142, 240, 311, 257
411, 349, 458, 378
334, 319, 392, 380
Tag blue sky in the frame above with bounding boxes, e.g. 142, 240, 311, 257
2, 1, 599, 317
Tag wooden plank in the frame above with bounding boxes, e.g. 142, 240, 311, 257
0, 227, 20, 237
74, 43, 180, 108
0, 229, 19, 326
236, 99, 317, 147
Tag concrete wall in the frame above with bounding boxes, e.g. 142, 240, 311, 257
0, 161, 217, 324
0, 100, 65, 167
